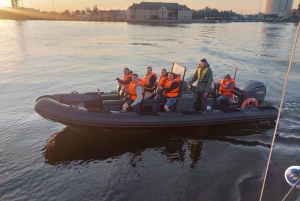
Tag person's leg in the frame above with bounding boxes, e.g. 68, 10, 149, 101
165, 98, 177, 112
164, 104, 169, 112
122, 103, 129, 111
193, 92, 202, 111
214, 95, 230, 110
199, 92, 207, 111
214, 97, 221, 110
121, 99, 134, 111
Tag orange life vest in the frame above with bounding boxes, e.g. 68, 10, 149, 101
144, 72, 157, 91
127, 78, 144, 100
122, 72, 133, 89
219, 78, 235, 96
163, 77, 180, 98
158, 75, 168, 87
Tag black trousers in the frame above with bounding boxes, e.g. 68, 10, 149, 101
193, 92, 207, 111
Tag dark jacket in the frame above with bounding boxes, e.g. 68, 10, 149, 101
189, 63, 213, 93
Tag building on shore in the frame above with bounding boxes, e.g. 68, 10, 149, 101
126, 2, 192, 20
265, 0, 294, 16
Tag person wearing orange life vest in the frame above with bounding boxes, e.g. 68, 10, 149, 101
115, 67, 133, 90
162, 72, 180, 113
214, 74, 235, 110
120, 74, 144, 113
156, 68, 168, 95
143, 66, 157, 99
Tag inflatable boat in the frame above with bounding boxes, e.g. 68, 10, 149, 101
35, 62, 278, 129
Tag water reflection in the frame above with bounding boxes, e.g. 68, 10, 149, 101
260, 26, 287, 52
15, 20, 28, 56
261, 26, 284, 38
127, 21, 187, 27
43, 121, 274, 168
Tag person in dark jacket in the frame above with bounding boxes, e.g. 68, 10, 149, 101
188, 58, 213, 111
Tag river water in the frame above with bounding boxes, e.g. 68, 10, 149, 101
0, 20, 300, 201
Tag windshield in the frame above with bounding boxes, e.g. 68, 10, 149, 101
172, 62, 186, 81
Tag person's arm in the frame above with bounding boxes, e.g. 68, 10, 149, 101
188, 70, 198, 85
204, 69, 213, 93
116, 77, 132, 85
144, 76, 156, 88
221, 82, 234, 89
163, 82, 179, 92
131, 86, 143, 106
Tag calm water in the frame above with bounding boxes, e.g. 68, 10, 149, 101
1, 20, 300, 201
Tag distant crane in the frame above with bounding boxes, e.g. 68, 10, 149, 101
11, 0, 23, 8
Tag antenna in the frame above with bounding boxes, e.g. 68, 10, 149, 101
52, 0, 55, 12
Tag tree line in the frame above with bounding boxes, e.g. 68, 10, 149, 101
192, 7, 236, 19
60, 5, 100, 16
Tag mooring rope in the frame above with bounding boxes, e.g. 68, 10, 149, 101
259, 20, 300, 201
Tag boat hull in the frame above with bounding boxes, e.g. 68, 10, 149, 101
35, 97, 278, 129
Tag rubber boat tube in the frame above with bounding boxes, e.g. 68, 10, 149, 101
35, 96, 278, 129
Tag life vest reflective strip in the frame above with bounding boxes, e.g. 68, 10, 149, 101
219, 78, 235, 96
158, 75, 168, 86
197, 67, 209, 82
163, 77, 180, 98
127, 78, 144, 100
144, 72, 157, 91
122, 72, 133, 89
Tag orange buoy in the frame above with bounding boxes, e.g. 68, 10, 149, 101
241, 98, 258, 108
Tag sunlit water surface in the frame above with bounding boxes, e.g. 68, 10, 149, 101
0, 20, 300, 201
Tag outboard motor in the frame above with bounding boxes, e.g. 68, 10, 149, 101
234, 80, 266, 105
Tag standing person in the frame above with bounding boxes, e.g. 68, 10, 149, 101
162, 72, 180, 113
143, 66, 157, 99
120, 74, 144, 113
156, 68, 168, 95
115, 67, 133, 90
188, 58, 213, 111
214, 74, 235, 110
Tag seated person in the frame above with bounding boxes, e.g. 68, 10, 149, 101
115, 67, 133, 91
158, 68, 169, 86
213, 74, 235, 110
120, 74, 144, 112
143, 66, 157, 99
162, 72, 180, 113
156, 68, 168, 95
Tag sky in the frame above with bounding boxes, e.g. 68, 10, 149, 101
0, 0, 300, 14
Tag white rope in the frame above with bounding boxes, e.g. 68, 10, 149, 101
282, 175, 300, 201
259, 20, 300, 201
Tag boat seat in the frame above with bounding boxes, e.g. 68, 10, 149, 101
101, 93, 119, 100
103, 100, 122, 105
221, 98, 240, 109
103, 100, 122, 111
133, 98, 167, 112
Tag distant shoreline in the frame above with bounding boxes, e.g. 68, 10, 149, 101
0, 17, 299, 23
